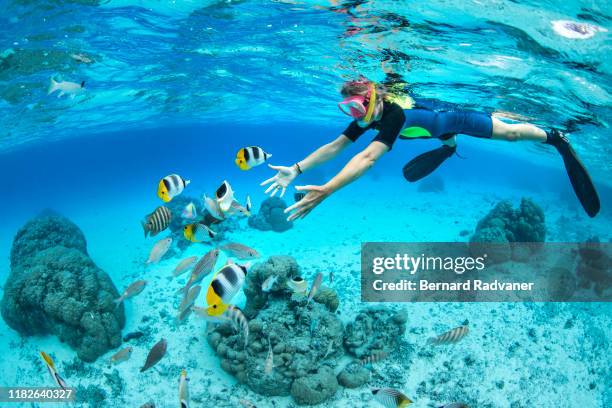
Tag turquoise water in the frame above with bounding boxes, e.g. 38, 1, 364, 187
1, 0, 611, 407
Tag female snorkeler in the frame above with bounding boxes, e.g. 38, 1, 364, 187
261, 77, 600, 220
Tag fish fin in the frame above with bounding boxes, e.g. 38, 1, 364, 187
206, 225, 217, 239
48, 78, 59, 95
55, 372, 68, 390
184, 179, 191, 186
113, 297, 123, 309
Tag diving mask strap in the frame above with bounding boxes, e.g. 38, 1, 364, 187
362, 84, 377, 123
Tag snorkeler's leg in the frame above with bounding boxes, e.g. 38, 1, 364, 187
491, 117, 547, 142
545, 129, 600, 217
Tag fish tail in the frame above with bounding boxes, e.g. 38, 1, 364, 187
141, 221, 148, 238
113, 296, 124, 309
48, 78, 59, 95
184, 179, 191, 186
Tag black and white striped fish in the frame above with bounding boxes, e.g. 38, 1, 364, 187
428, 324, 469, 345
225, 304, 249, 346
158, 174, 190, 202
371, 388, 412, 408
205, 260, 248, 316
235, 146, 272, 170
142, 206, 171, 238
360, 350, 388, 366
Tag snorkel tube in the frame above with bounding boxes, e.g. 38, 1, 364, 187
362, 83, 377, 123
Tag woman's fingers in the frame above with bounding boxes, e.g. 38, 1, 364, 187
270, 185, 280, 197
284, 199, 304, 214
265, 182, 278, 194
295, 185, 318, 192
279, 187, 287, 198
260, 176, 276, 187
268, 164, 284, 171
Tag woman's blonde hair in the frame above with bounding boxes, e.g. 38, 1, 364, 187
340, 79, 388, 99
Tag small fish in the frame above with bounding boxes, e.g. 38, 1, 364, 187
176, 306, 193, 324
246, 195, 252, 212
140, 338, 167, 372
215, 180, 234, 212
146, 237, 172, 264
177, 249, 220, 295
183, 222, 216, 243
239, 399, 257, 408
203, 194, 225, 220
371, 388, 413, 408
40, 351, 68, 390
322, 340, 334, 360
360, 350, 388, 366
48, 78, 85, 98
438, 404, 469, 408
287, 276, 308, 296
158, 174, 190, 202
226, 304, 249, 347
229, 200, 251, 217
235, 146, 272, 170
306, 272, 323, 305
220, 242, 260, 259
261, 275, 278, 292
181, 202, 197, 220
178, 369, 190, 408
115, 280, 147, 308
110, 347, 133, 365
70, 53, 93, 64
294, 192, 306, 202
140, 402, 155, 408
205, 260, 249, 316
172, 256, 198, 277
428, 324, 469, 346
329, 271, 334, 284
264, 338, 274, 376
142, 206, 172, 238
178, 285, 201, 315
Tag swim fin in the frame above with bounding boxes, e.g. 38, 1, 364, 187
547, 129, 600, 217
402, 145, 456, 182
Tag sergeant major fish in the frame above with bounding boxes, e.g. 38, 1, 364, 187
235, 146, 272, 170
115, 280, 147, 308
178, 369, 190, 408
146, 237, 172, 264
142, 206, 172, 238
158, 174, 190, 202
48, 78, 85, 98
40, 351, 68, 390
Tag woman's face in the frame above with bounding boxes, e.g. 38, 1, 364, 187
356, 99, 383, 127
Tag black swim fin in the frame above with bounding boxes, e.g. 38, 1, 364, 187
402, 145, 456, 182
547, 129, 600, 217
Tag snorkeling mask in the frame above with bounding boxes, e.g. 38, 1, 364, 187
338, 82, 377, 122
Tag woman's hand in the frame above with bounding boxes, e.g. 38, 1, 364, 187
260, 164, 299, 198
284, 185, 330, 221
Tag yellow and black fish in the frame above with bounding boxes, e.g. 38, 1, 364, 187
158, 174, 190, 202
206, 260, 248, 315
40, 351, 68, 390
142, 206, 171, 238
235, 146, 272, 170
371, 388, 412, 408
183, 222, 216, 243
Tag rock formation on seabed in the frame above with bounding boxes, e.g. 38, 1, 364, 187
206, 255, 406, 405
1, 211, 125, 362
